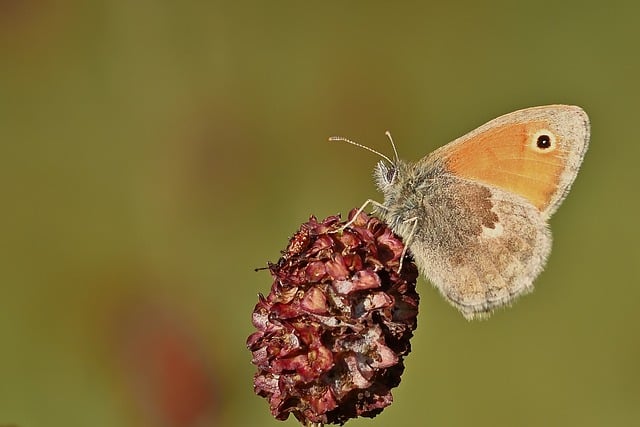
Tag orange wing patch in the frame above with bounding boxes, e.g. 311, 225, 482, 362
445, 121, 566, 211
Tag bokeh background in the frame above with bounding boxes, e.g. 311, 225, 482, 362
1, 1, 639, 426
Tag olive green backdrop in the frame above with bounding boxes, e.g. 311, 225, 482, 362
1, 1, 638, 426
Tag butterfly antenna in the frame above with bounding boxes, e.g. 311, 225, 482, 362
385, 131, 399, 164
328, 135, 394, 165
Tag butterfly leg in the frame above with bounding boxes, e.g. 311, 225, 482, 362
332, 199, 388, 233
398, 216, 418, 273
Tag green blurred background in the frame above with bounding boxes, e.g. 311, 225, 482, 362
1, 1, 638, 426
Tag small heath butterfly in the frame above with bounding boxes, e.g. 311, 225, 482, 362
331, 105, 590, 319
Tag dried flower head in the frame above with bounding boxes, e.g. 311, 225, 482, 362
247, 209, 419, 425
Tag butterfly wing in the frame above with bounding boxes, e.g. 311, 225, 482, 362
398, 105, 589, 318
406, 175, 552, 319
423, 105, 590, 218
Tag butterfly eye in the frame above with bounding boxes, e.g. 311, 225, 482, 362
386, 167, 396, 183
531, 129, 557, 152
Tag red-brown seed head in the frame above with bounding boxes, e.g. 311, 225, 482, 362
247, 209, 419, 425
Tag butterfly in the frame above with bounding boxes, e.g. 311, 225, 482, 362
331, 105, 590, 319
